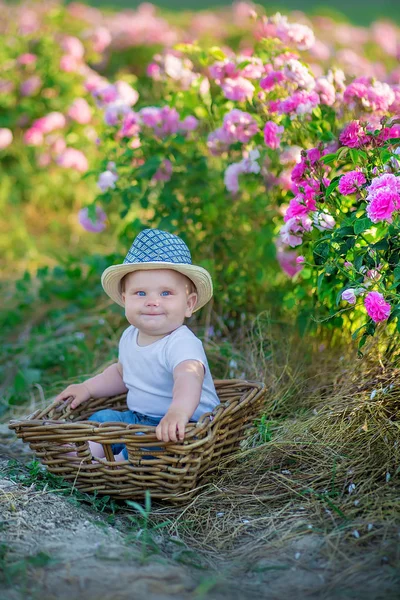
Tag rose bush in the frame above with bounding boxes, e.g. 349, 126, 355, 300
1, 2, 400, 338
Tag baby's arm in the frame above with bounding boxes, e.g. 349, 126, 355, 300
55, 362, 128, 409
156, 360, 205, 442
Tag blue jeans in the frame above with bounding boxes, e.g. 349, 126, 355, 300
88, 409, 161, 460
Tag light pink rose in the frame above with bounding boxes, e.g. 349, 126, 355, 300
276, 249, 304, 277
115, 81, 139, 107
60, 55, 80, 72
23, 127, 43, 146
220, 77, 255, 102
33, 112, 66, 134
341, 289, 356, 304
17, 53, 37, 65
68, 99, 92, 124
0, 128, 13, 149
364, 291, 391, 322
56, 148, 88, 172
61, 36, 85, 59
91, 27, 112, 53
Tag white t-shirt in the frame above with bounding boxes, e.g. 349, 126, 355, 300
118, 325, 220, 420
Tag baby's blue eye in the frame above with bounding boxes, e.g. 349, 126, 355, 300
161, 291, 171, 297
136, 291, 146, 296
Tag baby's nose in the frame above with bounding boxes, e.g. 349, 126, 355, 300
146, 295, 159, 305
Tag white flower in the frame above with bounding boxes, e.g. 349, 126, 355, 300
97, 170, 118, 192
348, 483, 356, 494
353, 530, 360, 539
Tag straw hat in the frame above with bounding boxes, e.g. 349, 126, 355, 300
101, 229, 213, 312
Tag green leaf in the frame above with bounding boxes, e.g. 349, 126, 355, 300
321, 153, 337, 165
313, 242, 330, 265
349, 149, 359, 164
325, 177, 340, 198
394, 266, 400, 282
354, 218, 372, 235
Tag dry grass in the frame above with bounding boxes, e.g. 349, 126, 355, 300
149, 318, 400, 585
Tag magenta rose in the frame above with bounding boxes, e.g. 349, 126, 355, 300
364, 291, 391, 322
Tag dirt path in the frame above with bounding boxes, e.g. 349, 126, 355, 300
1, 427, 398, 600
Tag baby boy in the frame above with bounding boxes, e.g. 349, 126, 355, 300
55, 228, 220, 461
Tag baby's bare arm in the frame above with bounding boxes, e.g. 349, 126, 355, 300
156, 360, 205, 442
55, 362, 127, 409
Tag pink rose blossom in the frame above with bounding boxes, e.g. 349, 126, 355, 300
56, 148, 88, 173
260, 71, 285, 91
119, 111, 140, 138
296, 255, 305, 264
263, 121, 284, 149
181, 115, 198, 131
284, 193, 316, 221
60, 55, 80, 72
17, 53, 37, 66
68, 99, 92, 124
367, 174, 400, 195
33, 112, 66, 134
364, 291, 391, 322
315, 77, 336, 106
0, 128, 13, 149
61, 36, 85, 59
78, 205, 107, 233
338, 171, 367, 195
20, 75, 41, 96
276, 249, 304, 277
339, 121, 369, 148
220, 77, 255, 102
278, 90, 320, 115
341, 289, 357, 304
223, 109, 258, 143
115, 81, 139, 107
366, 190, 398, 223
23, 127, 43, 146
91, 27, 112, 53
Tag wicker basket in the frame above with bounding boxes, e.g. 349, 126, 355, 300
9, 379, 265, 503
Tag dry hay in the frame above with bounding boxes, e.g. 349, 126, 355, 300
149, 328, 400, 591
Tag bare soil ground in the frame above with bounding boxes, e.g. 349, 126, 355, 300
0, 426, 398, 600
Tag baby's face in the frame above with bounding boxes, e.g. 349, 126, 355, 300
121, 269, 197, 337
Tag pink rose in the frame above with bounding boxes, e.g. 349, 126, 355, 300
366, 189, 398, 223
60, 55, 80, 72
56, 148, 88, 172
23, 127, 43, 146
17, 53, 37, 66
338, 171, 367, 195
263, 121, 284, 149
339, 121, 369, 148
78, 205, 107, 233
115, 80, 139, 107
33, 112, 66, 134
68, 98, 92, 124
364, 291, 391, 322
61, 36, 85, 59
220, 77, 255, 102
0, 128, 13, 149
91, 27, 112, 53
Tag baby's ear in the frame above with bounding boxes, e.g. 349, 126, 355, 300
185, 292, 197, 316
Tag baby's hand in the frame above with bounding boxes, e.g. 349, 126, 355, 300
55, 383, 91, 410
156, 409, 189, 443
